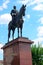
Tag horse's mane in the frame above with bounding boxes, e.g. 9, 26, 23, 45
19, 5, 24, 14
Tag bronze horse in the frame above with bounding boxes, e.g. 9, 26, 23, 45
8, 5, 26, 42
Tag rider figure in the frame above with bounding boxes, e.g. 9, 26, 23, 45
10, 6, 18, 24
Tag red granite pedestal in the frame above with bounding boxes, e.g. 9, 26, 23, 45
2, 37, 34, 65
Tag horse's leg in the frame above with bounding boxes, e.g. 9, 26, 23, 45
18, 28, 19, 38
20, 26, 22, 37
12, 28, 16, 40
12, 30, 14, 40
8, 29, 10, 42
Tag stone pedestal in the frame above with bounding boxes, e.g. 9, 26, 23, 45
2, 37, 34, 65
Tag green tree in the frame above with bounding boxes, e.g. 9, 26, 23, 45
31, 44, 43, 65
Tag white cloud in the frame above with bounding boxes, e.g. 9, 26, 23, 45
0, 43, 3, 53
17, 0, 36, 7
0, 0, 10, 11
17, 0, 43, 11
17, 0, 43, 6
34, 37, 43, 43
26, 14, 30, 19
23, 14, 30, 21
33, 17, 43, 45
27, 0, 37, 6
37, 26, 43, 37
34, 25, 43, 46
39, 17, 43, 24
0, 44, 3, 49
0, 43, 4, 60
28, 0, 43, 6
37, 0, 43, 3
33, 4, 43, 10
0, 13, 12, 24
33, 37, 43, 47
28, 0, 43, 11
17, 0, 30, 5
37, 17, 43, 38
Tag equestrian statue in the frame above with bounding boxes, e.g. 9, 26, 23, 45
8, 4, 26, 42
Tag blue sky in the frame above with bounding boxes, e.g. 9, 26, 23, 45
0, 0, 43, 60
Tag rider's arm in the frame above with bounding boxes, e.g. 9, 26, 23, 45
10, 10, 16, 16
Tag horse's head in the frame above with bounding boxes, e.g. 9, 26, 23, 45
23, 5, 26, 16
20, 4, 26, 16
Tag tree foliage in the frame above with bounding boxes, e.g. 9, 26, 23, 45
31, 44, 43, 65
